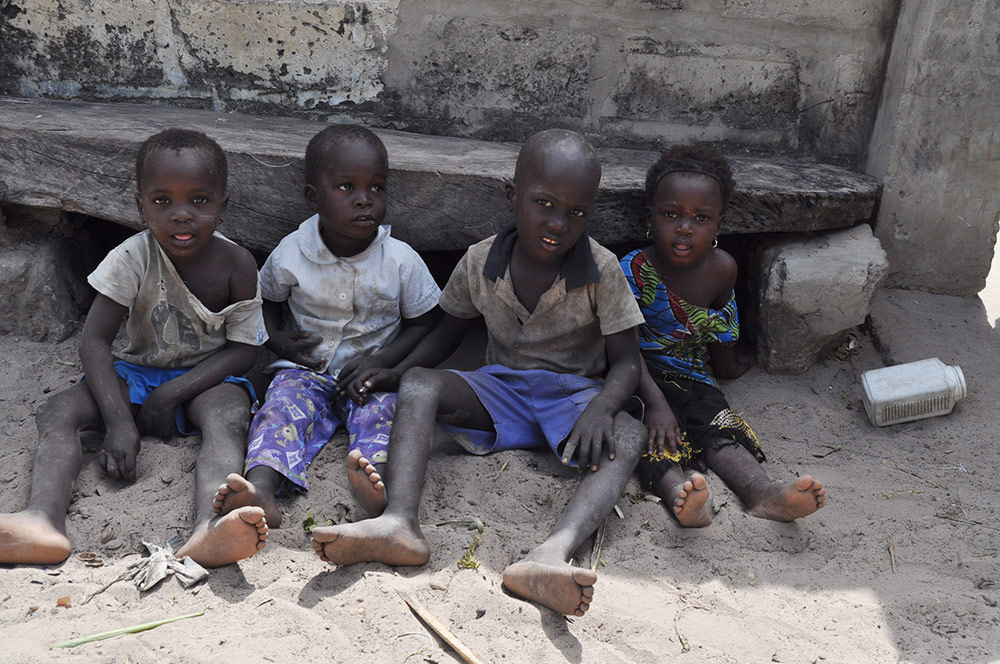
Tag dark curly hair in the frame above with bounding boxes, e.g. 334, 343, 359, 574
135, 128, 228, 192
644, 144, 734, 211
304, 124, 388, 186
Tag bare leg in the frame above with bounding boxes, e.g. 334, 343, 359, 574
346, 450, 386, 518
502, 412, 645, 616
650, 466, 712, 528
311, 368, 492, 566
213, 464, 284, 527
0, 382, 114, 564
704, 438, 825, 522
176, 385, 268, 567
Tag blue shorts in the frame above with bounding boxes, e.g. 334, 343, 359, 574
440, 365, 604, 465
112, 361, 257, 436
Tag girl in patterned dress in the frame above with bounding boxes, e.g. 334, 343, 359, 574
621, 145, 826, 526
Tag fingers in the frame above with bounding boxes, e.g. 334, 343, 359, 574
101, 449, 137, 482
666, 423, 682, 454
337, 360, 362, 387
101, 451, 121, 480
561, 433, 580, 467
119, 450, 138, 483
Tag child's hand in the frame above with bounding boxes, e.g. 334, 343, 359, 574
562, 405, 616, 472
268, 329, 325, 370
102, 419, 141, 482
337, 357, 389, 399
342, 367, 402, 405
136, 385, 180, 440
644, 404, 682, 456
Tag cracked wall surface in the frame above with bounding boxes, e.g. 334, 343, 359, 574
1, 0, 891, 164
1, 0, 398, 114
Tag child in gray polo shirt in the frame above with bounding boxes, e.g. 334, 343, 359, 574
310, 129, 647, 618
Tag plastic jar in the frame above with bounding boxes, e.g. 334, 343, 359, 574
861, 358, 966, 427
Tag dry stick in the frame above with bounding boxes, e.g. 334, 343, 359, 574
401, 594, 487, 664
896, 468, 948, 490
591, 517, 608, 572
888, 538, 897, 573
81, 569, 136, 606
674, 615, 691, 653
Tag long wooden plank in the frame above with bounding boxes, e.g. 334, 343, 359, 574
0, 97, 879, 253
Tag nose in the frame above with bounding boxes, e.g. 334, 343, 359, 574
354, 188, 372, 207
171, 204, 193, 223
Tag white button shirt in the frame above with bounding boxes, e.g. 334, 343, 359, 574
259, 215, 441, 374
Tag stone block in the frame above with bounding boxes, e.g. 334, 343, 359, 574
756, 224, 889, 373
0, 98, 880, 254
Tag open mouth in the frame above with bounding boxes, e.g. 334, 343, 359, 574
541, 236, 561, 250
172, 233, 195, 243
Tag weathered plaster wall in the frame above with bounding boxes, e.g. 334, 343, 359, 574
0, 0, 399, 114
865, 0, 1000, 295
1, 0, 893, 164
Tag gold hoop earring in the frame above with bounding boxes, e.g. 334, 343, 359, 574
646, 228, 653, 240
712, 237, 719, 248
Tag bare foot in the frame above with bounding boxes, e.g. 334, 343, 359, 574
0, 511, 71, 565
212, 473, 282, 527
311, 515, 429, 567
672, 472, 712, 528
347, 450, 386, 518
502, 556, 597, 617
748, 475, 826, 522
176, 506, 268, 568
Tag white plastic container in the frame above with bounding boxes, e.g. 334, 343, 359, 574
861, 358, 967, 427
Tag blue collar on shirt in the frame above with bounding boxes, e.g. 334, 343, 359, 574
481, 222, 601, 291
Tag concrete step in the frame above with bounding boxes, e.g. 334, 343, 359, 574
0, 96, 880, 254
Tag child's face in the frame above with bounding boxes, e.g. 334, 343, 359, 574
307, 139, 388, 257
135, 147, 228, 262
507, 158, 599, 265
649, 172, 723, 268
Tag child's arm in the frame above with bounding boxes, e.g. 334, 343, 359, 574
338, 307, 442, 403
348, 312, 473, 395
560, 327, 642, 472
79, 294, 140, 482
262, 299, 325, 371
705, 249, 751, 379
635, 359, 683, 456
707, 343, 752, 380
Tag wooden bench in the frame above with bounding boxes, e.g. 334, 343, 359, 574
0, 96, 880, 255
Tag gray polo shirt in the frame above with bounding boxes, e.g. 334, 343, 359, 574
439, 226, 644, 378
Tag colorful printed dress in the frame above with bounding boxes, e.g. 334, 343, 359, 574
620, 249, 764, 486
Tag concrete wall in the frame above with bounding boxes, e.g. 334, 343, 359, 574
0, 0, 893, 164
865, 0, 1000, 295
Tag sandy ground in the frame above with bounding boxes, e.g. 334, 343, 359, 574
1, 281, 999, 664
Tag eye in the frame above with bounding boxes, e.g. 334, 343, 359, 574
372, 183, 385, 193
338, 183, 353, 191
192, 196, 209, 205
570, 208, 586, 218
536, 199, 552, 207
663, 210, 677, 219
153, 196, 169, 205
695, 214, 709, 222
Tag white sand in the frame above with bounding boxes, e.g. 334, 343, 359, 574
1, 286, 998, 663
